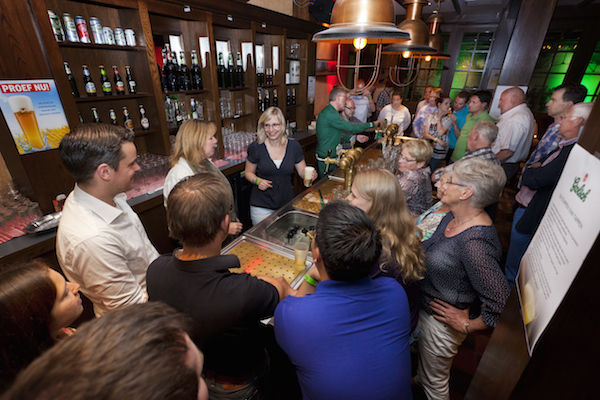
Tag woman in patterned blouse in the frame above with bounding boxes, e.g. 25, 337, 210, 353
414, 158, 510, 400
396, 139, 433, 217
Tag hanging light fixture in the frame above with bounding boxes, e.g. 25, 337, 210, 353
413, 1, 450, 60
381, 0, 436, 87
312, 0, 411, 92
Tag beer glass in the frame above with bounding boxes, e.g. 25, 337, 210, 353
303, 166, 315, 187
8, 95, 45, 150
293, 240, 309, 271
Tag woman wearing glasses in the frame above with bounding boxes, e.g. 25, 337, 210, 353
396, 139, 433, 216
414, 158, 510, 400
245, 107, 317, 225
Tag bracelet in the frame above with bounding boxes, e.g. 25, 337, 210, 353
464, 320, 470, 334
255, 177, 261, 185
304, 274, 318, 287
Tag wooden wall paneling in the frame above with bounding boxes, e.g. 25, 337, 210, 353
205, 14, 225, 158
497, 0, 558, 86
564, 25, 599, 86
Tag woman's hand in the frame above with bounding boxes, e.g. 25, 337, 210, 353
257, 179, 273, 191
228, 222, 243, 235
430, 299, 470, 334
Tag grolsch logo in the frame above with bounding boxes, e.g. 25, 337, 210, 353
570, 174, 591, 202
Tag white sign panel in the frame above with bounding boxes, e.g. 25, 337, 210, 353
517, 144, 600, 354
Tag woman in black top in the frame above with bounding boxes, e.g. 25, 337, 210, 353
415, 158, 510, 399
245, 107, 316, 225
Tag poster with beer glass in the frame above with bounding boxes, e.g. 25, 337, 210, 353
0, 79, 70, 154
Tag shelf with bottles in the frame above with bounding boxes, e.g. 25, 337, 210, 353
57, 42, 146, 52
164, 94, 214, 131
74, 92, 152, 103
78, 101, 154, 133
164, 89, 208, 96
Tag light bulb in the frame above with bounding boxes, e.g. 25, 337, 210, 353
353, 38, 367, 50
425, 55, 432, 62
402, 51, 411, 58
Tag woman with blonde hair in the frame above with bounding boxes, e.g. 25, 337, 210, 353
245, 107, 316, 225
397, 139, 433, 216
163, 120, 242, 235
347, 168, 426, 331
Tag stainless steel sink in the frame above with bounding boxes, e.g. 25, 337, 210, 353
264, 210, 317, 249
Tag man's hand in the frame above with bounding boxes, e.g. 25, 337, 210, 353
228, 222, 243, 236
257, 275, 296, 300
374, 120, 385, 128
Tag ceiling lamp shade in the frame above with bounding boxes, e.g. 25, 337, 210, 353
312, 0, 411, 44
382, 0, 436, 55
413, 10, 450, 59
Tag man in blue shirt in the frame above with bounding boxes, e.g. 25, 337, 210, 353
274, 202, 412, 400
446, 91, 470, 165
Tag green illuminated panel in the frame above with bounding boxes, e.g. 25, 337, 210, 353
550, 52, 573, 73
472, 53, 487, 70
456, 52, 472, 70
580, 74, 600, 97
545, 74, 565, 92
584, 52, 600, 74
466, 72, 482, 88
534, 53, 553, 72
432, 70, 442, 87
449, 89, 461, 99
460, 35, 477, 51
452, 71, 467, 88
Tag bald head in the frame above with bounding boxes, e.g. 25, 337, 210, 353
499, 87, 526, 114
343, 97, 356, 119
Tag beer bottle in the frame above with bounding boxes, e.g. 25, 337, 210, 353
138, 104, 150, 130
286, 88, 291, 106
257, 89, 263, 113
190, 50, 203, 90
178, 52, 191, 91
112, 66, 125, 95
109, 108, 118, 125
174, 101, 183, 126
81, 65, 96, 96
98, 65, 112, 95
64, 62, 79, 97
165, 50, 178, 92
273, 88, 278, 107
122, 106, 134, 130
91, 107, 101, 123
257, 67, 264, 87
263, 89, 270, 111
217, 53, 226, 89
226, 53, 234, 89
292, 87, 296, 105
125, 66, 136, 94
235, 52, 244, 88
266, 68, 272, 86
190, 98, 198, 119
160, 47, 168, 91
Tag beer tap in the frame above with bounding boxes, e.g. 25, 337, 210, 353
383, 123, 400, 147
325, 147, 364, 191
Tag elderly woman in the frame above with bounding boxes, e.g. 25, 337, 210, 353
415, 158, 510, 400
163, 120, 242, 235
416, 171, 451, 241
1, 261, 83, 389
245, 107, 316, 225
505, 102, 593, 285
347, 168, 426, 331
397, 139, 433, 216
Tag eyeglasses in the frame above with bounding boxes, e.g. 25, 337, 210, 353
264, 123, 281, 129
398, 154, 417, 163
444, 179, 469, 188
345, 106, 355, 110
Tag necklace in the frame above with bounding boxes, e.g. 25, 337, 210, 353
445, 211, 483, 234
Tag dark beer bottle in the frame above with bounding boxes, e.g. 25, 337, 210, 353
292, 87, 296, 105
257, 89, 263, 113
81, 65, 96, 96
112, 66, 125, 95
273, 88, 279, 107
122, 106, 133, 130
190, 50, 203, 90
226, 53, 234, 88
99, 65, 112, 95
263, 89, 270, 110
125, 65, 136, 94
64, 62, 79, 97
217, 53, 226, 89
235, 52, 244, 88
164, 47, 178, 92
178, 52, 191, 91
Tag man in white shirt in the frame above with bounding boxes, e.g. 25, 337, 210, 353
377, 90, 411, 134
415, 86, 434, 115
492, 87, 536, 180
56, 124, 159, 317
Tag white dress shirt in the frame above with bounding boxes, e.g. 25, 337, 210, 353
349, 95, 372, 123
56, 184, 159, 317
163, 157, 194, 207
377, 104, 411, 133
492, 103, 536, 163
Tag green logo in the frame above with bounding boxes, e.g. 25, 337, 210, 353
570, 175, 590, 202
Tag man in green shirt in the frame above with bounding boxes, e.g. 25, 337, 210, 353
451, 90, 494, 162
316, 87, 383, 176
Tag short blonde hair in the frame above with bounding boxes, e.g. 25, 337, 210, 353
353, 169, 426, 282
404, 139, 433, 164
450, 158, 506, 208
171, 120, 216, 169
256, 107, 287, 145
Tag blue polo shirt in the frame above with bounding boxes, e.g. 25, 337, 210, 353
449, 105, 469, 149
274, 277, 412, 400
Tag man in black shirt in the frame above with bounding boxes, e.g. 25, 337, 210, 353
147, 173, 291, 400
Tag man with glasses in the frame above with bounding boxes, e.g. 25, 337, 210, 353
341, 97, 371, 148
316, 86, 383, 177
